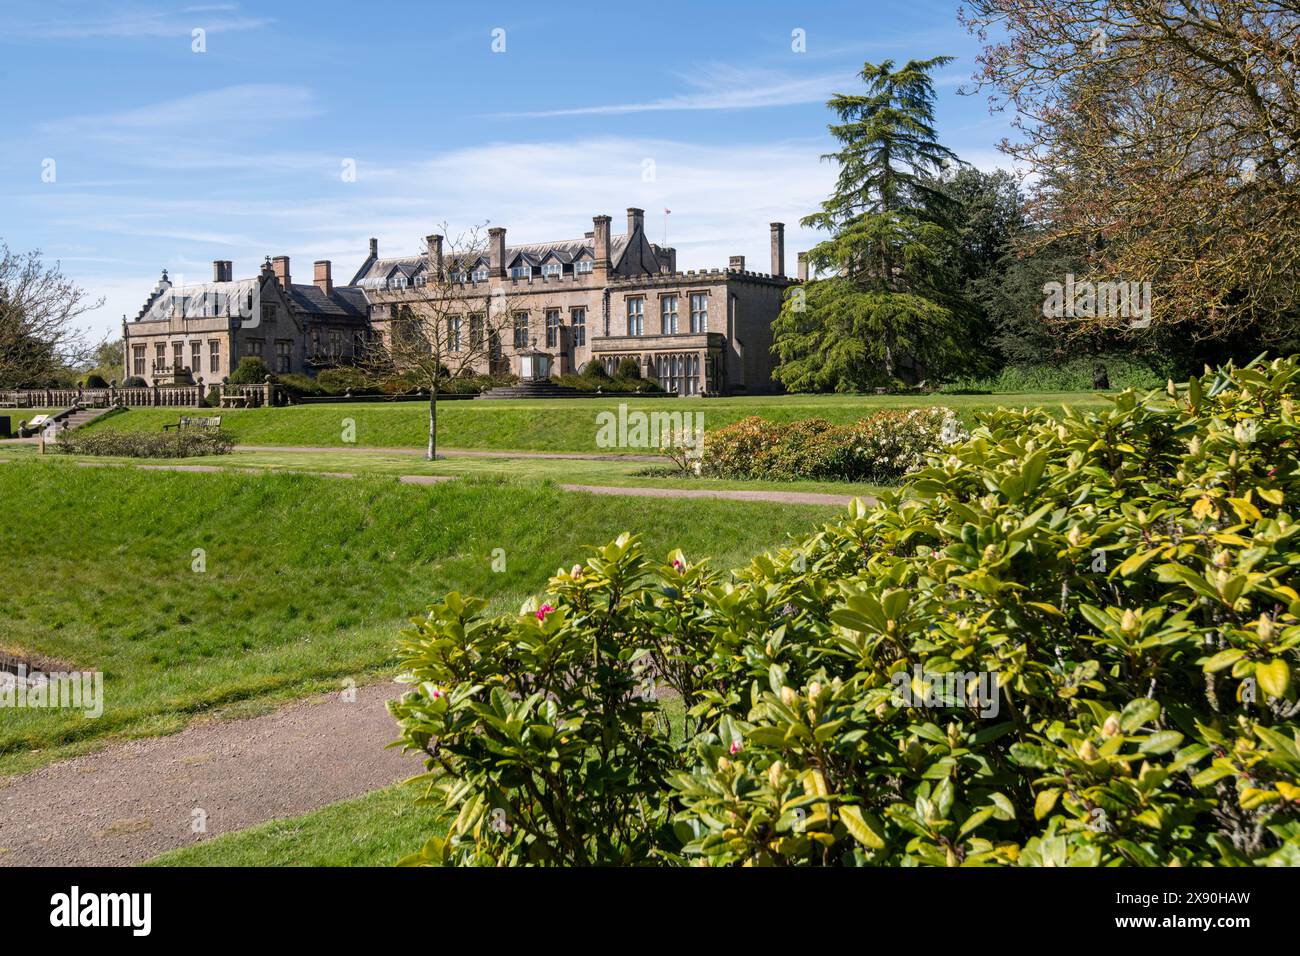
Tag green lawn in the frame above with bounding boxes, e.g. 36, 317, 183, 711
1, 446, 885, 498
0, 459, 840, 774
145, 784, 445, 867
82, 391, 1112, 453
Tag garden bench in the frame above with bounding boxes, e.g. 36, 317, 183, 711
162, 416, 223, 433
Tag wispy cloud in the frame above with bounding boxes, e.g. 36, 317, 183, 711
7, 3, 270, 40
498, 65, 849, 118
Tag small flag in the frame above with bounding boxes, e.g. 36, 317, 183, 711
664, 208, 671, 215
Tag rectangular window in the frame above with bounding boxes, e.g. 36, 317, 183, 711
172, 341, 183, 368
575, 259, 593, 274
261, 303, 276, 324
542, 263, 561, 278
627, 298, 644, 336
276, 340, 292, 373
570, 307, 586, 347
191, 341, 201, 372
513, 313, 529, 349
510, 264, 531, 280
328, 329, 342, 356
545, 309, 561, 348
469, 314, 484, 348
133, 345, 146, 376
245, 339, 263, 359
153, 343, 165, 370
448, 315, 462, 352
660, 295, 679, 335
690, 293, 708, 333
472, 267, 489, 282
209, 340, 220, 374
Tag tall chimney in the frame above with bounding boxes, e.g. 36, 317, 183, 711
212, 260, 227, 282
797, 252, 808, 282
271, 255, 291, 289
660, 247, 676, 273
314, 260, 333, 295
426, 234, 444, 280
729, 255, 746, 272
627, 207, 645, 237
368, 237, 378, 259
770, 222, 785, 277
488, 227, 506, 279
592, 215, 611, 281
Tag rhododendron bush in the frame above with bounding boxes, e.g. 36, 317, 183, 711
390, 357, 1300, 866
697, 407, 965, 483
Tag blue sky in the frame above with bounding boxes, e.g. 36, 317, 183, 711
0, 0, 1016, 340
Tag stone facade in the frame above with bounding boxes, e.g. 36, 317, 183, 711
124, 208, 797, 395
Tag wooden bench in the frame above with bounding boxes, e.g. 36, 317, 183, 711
162, 416, 223, 433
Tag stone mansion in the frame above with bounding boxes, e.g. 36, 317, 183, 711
122, 208, 802, 396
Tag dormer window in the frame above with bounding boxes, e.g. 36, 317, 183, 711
388, 275, 407, 290
510, 264, 531, 280
575, 259, 594, 274
472, 267, 489, 282
413, 275, 426, 287
541, 262, 562, 278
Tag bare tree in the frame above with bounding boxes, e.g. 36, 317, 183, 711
361, 225, 520, 460
960, 0, 1300, 339
0, 243, 103, 387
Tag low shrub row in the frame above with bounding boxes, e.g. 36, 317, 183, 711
390, 356, 1300, 866
698, 408, 964, 483
55, 428, 235, 458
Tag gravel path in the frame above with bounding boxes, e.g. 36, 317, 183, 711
235, 444, 668, 462
0, 682, 418, 867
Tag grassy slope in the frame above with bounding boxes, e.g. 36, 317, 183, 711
82, 392, 1111, 452
0, 460, 837, 772
145, 784, 444, 867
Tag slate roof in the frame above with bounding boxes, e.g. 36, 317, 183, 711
287, 283, 369, 321
132, 276, 263, 322
352, 234, 632, 289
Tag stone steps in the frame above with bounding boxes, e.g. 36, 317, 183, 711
476, 382, 592, 400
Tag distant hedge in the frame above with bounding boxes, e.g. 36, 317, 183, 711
56, 429, 234, 459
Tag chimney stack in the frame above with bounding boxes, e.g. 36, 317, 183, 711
592, 215, 611, 281
314, 260, 333, 295
426, 234, 444, 280
212, 260, 232, 282
271, 255, 291, 289
627, 207, 645, 237
659, 247, 676, 273
488, 227, 507, 279
797, 252, 808, 282
770, 223, 785, 277
729, 255, 746, 272
368, 237, 378, 259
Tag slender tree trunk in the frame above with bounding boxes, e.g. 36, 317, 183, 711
427, 384, 437, 461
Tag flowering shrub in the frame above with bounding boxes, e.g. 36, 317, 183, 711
391, 357, 1300, 865
698, 407, 964, 483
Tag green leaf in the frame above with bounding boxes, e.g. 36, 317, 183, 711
1034, 788, 1061, 820
1138, 731, 1184, 755
839, 805, 886, 849
1257, 658, 1291, 698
